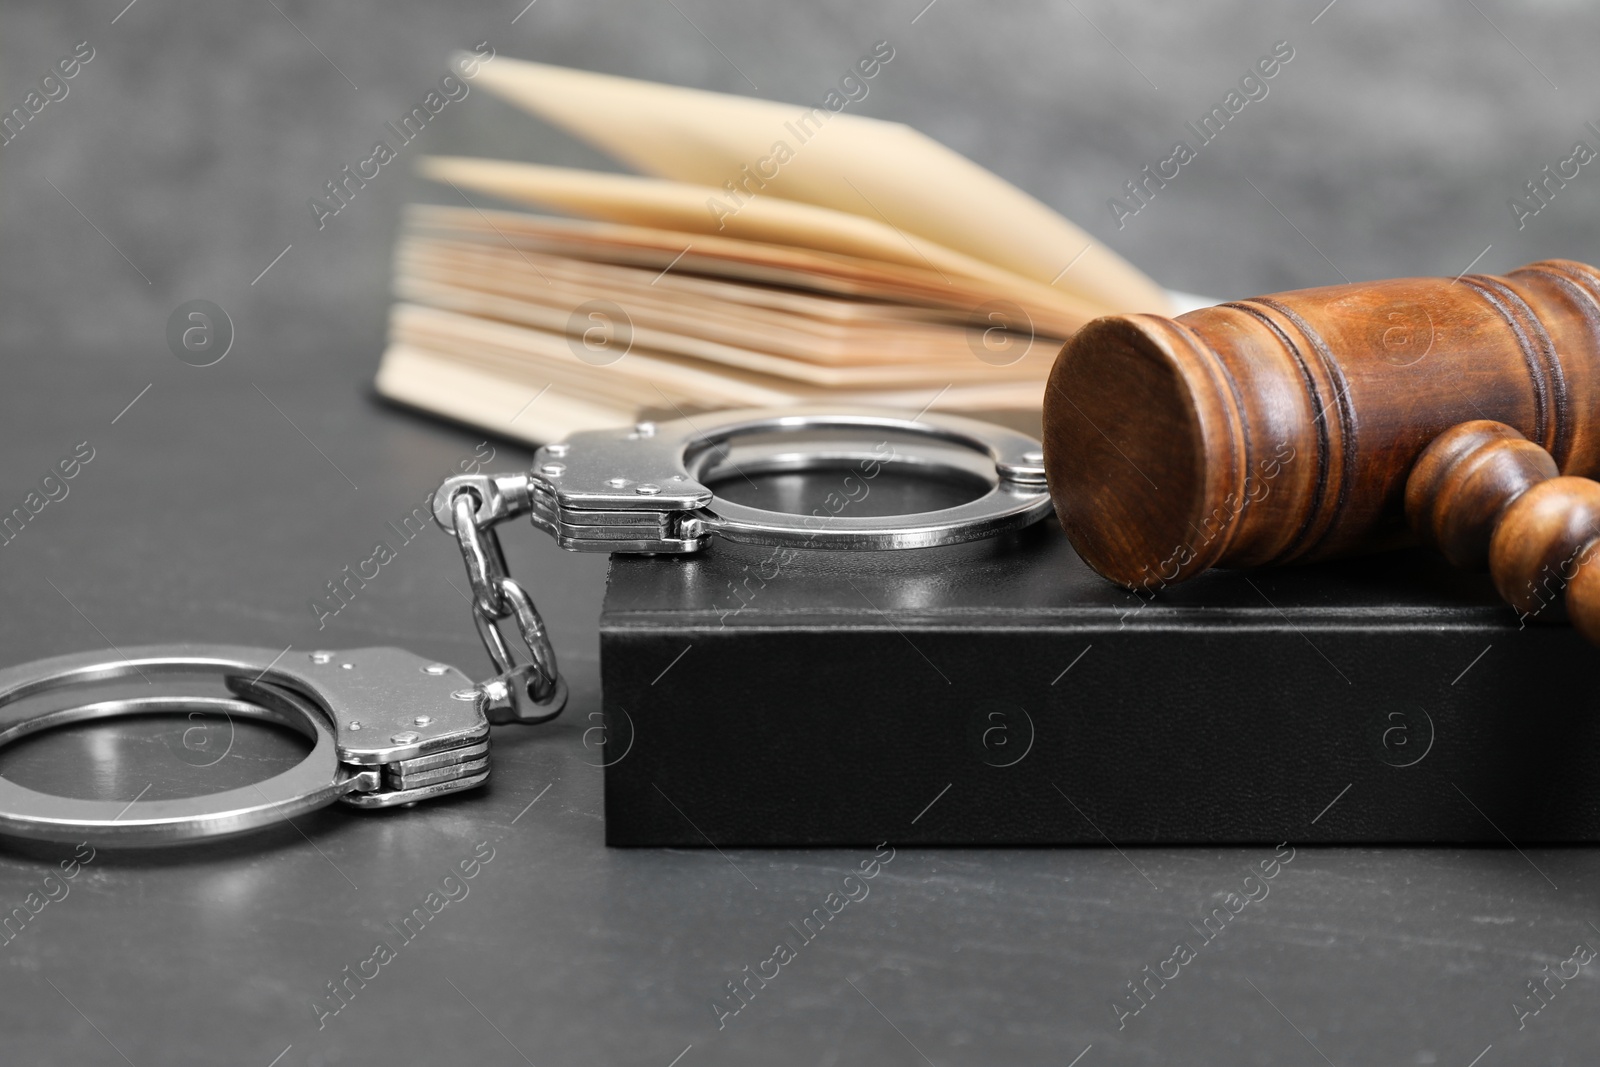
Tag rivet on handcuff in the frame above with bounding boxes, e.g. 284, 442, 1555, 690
0, 407, 1051, 847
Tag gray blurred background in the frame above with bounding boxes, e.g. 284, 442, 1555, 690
4, 0, 1597, 366
4, 4, 1600, 1065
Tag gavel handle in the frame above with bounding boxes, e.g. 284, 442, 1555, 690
1406, 420, 1600, 641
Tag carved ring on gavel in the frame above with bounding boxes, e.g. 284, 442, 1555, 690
1408, 421, 1600, 642
1041, 258, 1600, 639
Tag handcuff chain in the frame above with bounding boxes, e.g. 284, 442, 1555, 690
446, 482, 566, 725
452, 492, 512, 617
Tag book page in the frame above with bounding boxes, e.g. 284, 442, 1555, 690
404, 204, 1088, 337
466, 56, 1172, 315
417, 157, 1103, 324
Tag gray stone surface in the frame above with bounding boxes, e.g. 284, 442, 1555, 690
3, 1, 1600, 1064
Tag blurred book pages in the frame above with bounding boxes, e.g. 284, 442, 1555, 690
376, 56, 1172, 443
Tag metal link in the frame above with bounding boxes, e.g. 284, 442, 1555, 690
471, 575, 559, 699
452, 491, 512, 618
434, 472, 536, 529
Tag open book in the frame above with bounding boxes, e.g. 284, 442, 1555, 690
375, 55, 1172, 443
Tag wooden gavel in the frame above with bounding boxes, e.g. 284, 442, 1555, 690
1042, 258, 1600, 640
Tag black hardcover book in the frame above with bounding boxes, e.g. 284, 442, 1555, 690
599, 518, 1597, 846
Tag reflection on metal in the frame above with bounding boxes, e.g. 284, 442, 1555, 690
433, 405, 1054, 722
0, 646, 490, 847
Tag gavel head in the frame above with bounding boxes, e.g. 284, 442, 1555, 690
1041, 259, 1600, 590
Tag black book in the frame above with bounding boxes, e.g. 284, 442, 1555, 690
600, 519, 1595, 846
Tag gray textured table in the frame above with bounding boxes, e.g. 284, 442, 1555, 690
6, 1, 1600, 1063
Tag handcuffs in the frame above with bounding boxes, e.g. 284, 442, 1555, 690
0, 407, 1050, 847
